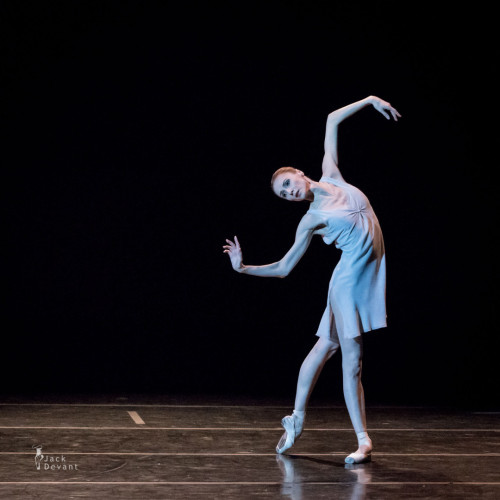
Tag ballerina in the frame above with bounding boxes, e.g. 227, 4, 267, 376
223, 95, 401, 463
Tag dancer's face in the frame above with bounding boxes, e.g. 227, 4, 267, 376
272, 171, 310, 202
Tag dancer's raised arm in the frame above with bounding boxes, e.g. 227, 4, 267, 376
223, 214, 319, 278
322, 96, 401, 180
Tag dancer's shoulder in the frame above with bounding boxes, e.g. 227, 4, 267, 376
319, 175, 350, 187
299, 211, 327, 231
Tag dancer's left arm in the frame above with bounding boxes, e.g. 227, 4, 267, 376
322, 96, 401, 180
223, 214, 319, 278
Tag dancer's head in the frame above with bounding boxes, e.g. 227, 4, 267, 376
271, 167, 312, 202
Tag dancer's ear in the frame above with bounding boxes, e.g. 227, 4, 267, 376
297, 170, 305, 176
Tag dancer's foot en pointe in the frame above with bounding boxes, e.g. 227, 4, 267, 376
276, 410, 305, 454
345, 431, 372, 464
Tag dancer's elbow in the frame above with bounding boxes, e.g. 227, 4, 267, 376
327, 111, 340, 124
277, 263, 291, 278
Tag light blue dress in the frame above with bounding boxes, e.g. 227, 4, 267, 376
307, 176, 387, 340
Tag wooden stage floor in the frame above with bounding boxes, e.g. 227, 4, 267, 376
0, 393, 499, 499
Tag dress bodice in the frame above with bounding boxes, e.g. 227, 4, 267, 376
307, 176, 379, 250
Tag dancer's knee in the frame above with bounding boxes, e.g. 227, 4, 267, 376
315, 337, 339, 360
342, 351, 362, 379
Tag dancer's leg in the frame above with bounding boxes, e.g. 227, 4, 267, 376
277, 336, 339, 454
294, 336, 340, 411
340, 334, 372, 463
340, 335, 365, 432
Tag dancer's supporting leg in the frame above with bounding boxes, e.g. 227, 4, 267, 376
276, 337, 339, 454
340, 333, 372, 463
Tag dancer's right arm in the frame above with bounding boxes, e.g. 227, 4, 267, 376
223, 214, 319, 278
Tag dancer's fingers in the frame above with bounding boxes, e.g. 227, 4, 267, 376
379, 108, 390, 119
391, 107, 401, 120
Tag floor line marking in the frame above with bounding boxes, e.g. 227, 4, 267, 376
1, 452, 500, 456
0, 426, 498, 431
0, 403, 434, 408
127, 411, 145, 425
0, 481, 499, 485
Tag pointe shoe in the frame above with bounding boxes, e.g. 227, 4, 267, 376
276, 414, 303, 454
345, 442, 372, 464
345, 449, 372, 464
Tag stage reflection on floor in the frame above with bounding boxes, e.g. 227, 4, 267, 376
0, 393, 499, 498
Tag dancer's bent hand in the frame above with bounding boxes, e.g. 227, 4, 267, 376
369, 96, 401, 121
223, 236, 244, 272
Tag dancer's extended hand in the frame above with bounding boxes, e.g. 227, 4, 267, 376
370, 96, 401, 121
223, 236, 243, 272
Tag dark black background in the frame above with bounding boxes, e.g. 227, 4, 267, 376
3, 2, 497, 408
